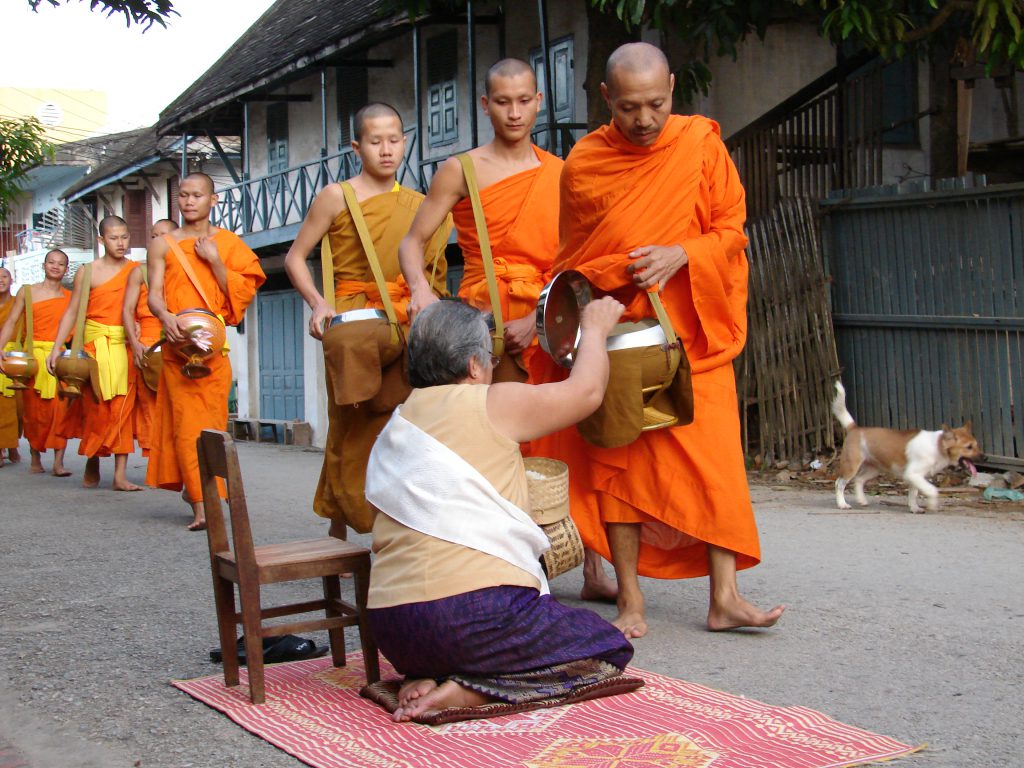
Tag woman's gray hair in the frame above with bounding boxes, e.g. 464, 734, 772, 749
407, 300, 492, 387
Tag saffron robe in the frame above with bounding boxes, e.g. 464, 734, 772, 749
0, 297, 20, 449
69, 262, 139, 458
133, 281, 162, 455
22, 291, 71, 452
145, 230, 265, 501
453, 146, 561, 374
530, 115, 760, 579
315, 185, 450, 531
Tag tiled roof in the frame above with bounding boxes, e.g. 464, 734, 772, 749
61, 128, 163, 198
158, 0, 399, 132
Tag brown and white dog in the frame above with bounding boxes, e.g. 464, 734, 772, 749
832, 381, 984, 512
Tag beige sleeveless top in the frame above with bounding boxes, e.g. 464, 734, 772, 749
367, 383, 540, 609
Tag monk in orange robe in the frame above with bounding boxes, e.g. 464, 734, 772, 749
285, 103, 450, 537
147, 173, 265, 530
47, 218, 142, 491
532, 43, 784, 637
0, 267, 22, 466
401, 59, 619, 599
124, 219, 177, 456
0, 250, 73, 475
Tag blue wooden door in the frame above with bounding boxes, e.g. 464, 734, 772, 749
258, 290, 304, 421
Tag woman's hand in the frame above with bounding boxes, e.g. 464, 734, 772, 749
580, 296, 625, 338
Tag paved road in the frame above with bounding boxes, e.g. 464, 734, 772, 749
0, 440, 1021, 767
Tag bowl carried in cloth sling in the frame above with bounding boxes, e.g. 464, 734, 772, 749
536, 269, 693, 449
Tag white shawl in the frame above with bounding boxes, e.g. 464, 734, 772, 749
365, 407, 551, 595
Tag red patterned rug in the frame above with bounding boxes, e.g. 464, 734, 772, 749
173, 654, 921, 768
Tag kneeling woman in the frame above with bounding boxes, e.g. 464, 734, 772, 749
365, 297, 634, 723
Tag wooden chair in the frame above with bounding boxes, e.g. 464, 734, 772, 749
197, 429, 380, 704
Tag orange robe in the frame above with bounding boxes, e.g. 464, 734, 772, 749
146, 230, 265, 501
530, 115, 759, 579
22, 292, 71, 452
0, 297, 20, 449
453, 146, 561, 373
133, 281, 162, 455
316, 185, 450, 530
74, 262, 139, 458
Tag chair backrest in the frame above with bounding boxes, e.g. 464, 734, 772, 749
197, 429, 258, 574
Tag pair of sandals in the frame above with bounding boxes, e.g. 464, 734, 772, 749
209, 634, 329, 665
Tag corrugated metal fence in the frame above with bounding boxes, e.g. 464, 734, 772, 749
821, 182, 1023, 468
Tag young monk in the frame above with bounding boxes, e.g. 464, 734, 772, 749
123, 218, 176, 457
531, 43, 785, 637
0, 251, 73, 475
46, 217, 142, 491
0, 267, 22, 466
399, 58, 618, 601
146, 173, 265, 530
284, 103, 450, 539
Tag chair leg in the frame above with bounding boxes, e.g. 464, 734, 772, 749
213, 576, 241, 687
322, 575, 346, 668
352, 558, 380, 684
239, 585, 265, 705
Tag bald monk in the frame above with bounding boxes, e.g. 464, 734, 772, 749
284, 103, 450, 538
532, 43, 785, 637
147, 173, 265, 530
123, 218, 176, 456
0, 250, 72, 475
0, 267, 22, 466
400, 59, 619, 599
46, 217, 142, 491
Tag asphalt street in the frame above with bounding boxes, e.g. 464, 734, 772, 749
0, 439, 1021, 767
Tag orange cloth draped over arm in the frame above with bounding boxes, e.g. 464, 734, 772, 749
133, 281, 162, 454
76, 262, 139, 458
529, 115, 760, 580
453, 147, 562, 371
315, 186, 450, 530
145, 231, 265, 501
24, 292, 71, 451
0, 298, 19, 449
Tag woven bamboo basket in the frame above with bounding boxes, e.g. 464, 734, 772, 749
524, 457, 584, 578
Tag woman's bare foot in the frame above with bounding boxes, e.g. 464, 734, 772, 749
580, 549, 618, 603
392, 680, 492, 723
707, 596, 785, 631
83, 457, 100, 488
397, 678, 438, 708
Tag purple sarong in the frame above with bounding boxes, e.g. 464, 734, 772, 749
368, 586, 633, 704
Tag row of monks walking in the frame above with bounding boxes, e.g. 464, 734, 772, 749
1, 43, 783, 723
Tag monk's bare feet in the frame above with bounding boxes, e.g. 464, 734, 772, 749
83, 457, 100, 488
113, 479, 144, 491
7, 448, 20, 463
580, 550, 618, 603
397, 678, 438, 708
187, 515, 207, 532
52, 466, 71, 477
612, 588, 647, 638
30, 450, 45, 473
707, 595, 786, 631
392, 680, 491, 723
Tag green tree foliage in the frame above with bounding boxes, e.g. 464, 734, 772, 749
593, 0, 1024, 100
27, 0, 178, 30
0, 117, 54, 225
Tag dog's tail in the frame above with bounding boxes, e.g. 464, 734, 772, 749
831, 381, 856, 430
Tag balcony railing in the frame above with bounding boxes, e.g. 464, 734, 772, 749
212, 122, 589, 237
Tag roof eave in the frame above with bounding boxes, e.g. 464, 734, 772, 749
157, 12, 411, 137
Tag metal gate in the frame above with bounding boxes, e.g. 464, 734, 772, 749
257, 290, 304, 421
821, 182, 1023, 468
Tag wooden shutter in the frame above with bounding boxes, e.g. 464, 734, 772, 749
337, 67, 369, 147
426, 30, 458, 147
267, 103, 289, 174
168, 176, 179, 221
122, 189, 149, 248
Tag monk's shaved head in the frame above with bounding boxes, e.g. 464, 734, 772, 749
485, 58, 536, 95
353, 102, 403, 142
184, 172, 215, 194
45, 248, 69, 266
605, 42, 671, 90
0, 267, 11, 280
98, 215, 128, 235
